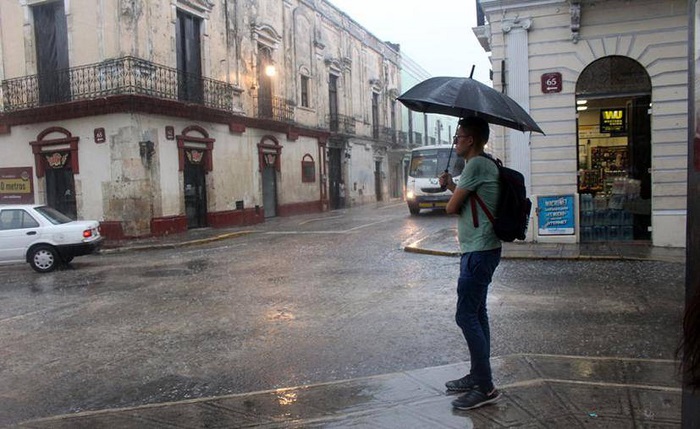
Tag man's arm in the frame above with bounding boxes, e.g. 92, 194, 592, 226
440, 172, 472, 215
446, 185, 471, 214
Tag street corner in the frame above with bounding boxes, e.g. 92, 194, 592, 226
403, 227, 460, 257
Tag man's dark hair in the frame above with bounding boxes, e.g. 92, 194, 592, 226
458, 116, 490, 144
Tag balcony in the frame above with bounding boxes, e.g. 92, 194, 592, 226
2, 56, 237, 113
255, 95, 295, 123
378, 126, 396, 144
325, 113, 356, 135
398, 131, 408, 146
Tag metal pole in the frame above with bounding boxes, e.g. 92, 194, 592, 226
423, 113, 429, 146
683, 2, 700, 427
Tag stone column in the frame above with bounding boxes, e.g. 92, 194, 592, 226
502, 17, 533, 193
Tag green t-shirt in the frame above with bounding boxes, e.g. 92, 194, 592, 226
457, 155, 501, 253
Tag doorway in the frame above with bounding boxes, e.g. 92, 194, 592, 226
374, 160, 383, 202
33, 1, 70, 104
176, 10, 203, 103
262, 159, 277, 218
257, 46, 274, 118
576, 56, 652, 242
184, 157, 207, 228
327, 147, 342, 210
45, 154, 76, 220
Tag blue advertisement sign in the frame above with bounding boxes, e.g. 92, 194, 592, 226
538, 195, 575, 235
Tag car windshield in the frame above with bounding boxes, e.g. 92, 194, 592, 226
409, 148, 464, 178
35, 206, 74, 225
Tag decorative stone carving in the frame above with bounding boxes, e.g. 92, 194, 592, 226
177, 0, 214, 13
324, 56, 342, 75
251, 22, 282, 49
570, 1, 581, 43
502, 17, 532, 33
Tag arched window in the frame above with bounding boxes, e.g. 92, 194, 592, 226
301, 154, 315, 183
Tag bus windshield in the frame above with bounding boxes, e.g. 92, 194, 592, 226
409, 148, 464, 178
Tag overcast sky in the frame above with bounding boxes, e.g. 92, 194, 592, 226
327, 0, 492, 84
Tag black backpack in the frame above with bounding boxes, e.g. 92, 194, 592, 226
469, 154, 532, 242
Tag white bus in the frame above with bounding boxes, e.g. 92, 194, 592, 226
405, 145, 465, 215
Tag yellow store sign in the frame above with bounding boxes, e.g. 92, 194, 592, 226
0, 167, 34, 204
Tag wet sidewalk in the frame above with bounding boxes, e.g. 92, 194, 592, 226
19, 354, 681, 428
403, 227, 686, 264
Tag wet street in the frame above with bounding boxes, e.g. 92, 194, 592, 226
0, 202, 686, 426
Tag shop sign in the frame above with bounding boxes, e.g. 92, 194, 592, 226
537, 195, 575, 236
0, 167, 34, 204
600, 108, 626, 134
540, 72, 562, 93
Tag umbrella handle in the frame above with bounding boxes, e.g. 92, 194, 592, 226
440, 143, 455, 191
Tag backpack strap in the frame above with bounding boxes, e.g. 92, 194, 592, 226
469, 154, 500, 228
470, 193, 496, 228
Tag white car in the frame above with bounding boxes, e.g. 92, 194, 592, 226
0, 204, 103, 273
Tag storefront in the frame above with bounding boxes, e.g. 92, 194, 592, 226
475, 0, 688, 247
576, 56, 652, 242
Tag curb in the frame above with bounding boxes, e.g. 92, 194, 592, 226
403, 246, 460, 257
402, 246, 685, 263
101, 231, 257, 254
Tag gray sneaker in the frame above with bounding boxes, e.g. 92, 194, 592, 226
445, 374, 478, 392
451, 387, 501, 410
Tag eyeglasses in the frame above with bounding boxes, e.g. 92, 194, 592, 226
453, 134, 469, 143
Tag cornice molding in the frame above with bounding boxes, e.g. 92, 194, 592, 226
251, 23, 282, 50
479, 0, 564, 10
177, 0, 214, 13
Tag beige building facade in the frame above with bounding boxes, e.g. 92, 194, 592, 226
475, 0, 688, 247
0, 0, 403, 238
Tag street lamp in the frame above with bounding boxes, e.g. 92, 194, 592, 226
265, 63, 276, 77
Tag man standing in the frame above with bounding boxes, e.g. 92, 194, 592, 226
439, 116, 502, 410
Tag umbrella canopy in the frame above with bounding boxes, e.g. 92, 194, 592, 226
397, 76, 544, 134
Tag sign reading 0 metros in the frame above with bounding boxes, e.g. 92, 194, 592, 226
0, 167, 34, 204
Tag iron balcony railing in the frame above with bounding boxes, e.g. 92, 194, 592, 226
379, 126, 397, 144
1, 56, 236, 112
326, 113, 356, 134
255, 95, 295, 123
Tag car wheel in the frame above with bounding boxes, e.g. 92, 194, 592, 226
408, 204, 420, 215
29, 245, 59, 273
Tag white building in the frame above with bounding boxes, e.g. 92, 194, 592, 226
475, 0, 688, 247
0, 0, 403, 239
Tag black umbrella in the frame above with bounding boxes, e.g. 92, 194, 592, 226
397, 76, 545, 134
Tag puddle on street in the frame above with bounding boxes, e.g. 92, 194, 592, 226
142, 259, 210, 278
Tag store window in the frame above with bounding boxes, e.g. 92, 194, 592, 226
576, 56, 651, 242
301, 154, 315, 182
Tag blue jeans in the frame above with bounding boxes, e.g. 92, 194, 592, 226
455, 247, 501, 391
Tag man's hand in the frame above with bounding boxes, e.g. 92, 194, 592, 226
439, 172, 456, 192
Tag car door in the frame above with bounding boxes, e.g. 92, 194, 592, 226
0, 209, 43, 263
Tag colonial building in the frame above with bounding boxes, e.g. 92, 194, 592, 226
0, 0, 403, 239
475, 0, 688, 247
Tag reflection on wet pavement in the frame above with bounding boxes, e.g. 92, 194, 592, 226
21, 354, 680, 428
